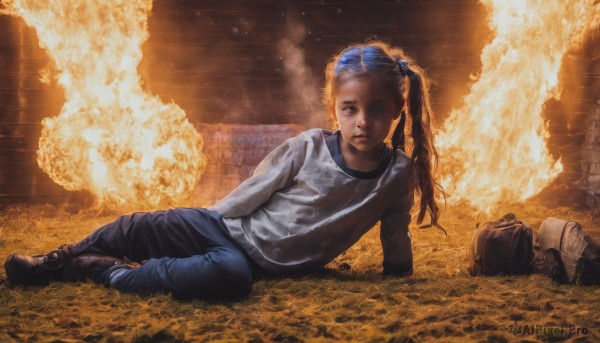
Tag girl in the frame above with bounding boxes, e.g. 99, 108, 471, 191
4, 41, 443, 301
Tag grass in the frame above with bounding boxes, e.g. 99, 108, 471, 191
0, 196, 599, 342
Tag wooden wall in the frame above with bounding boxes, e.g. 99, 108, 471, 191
0, 15, 69, 207
0, 0, 597, 208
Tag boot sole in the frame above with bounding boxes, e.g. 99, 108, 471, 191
4, 253, 17, 285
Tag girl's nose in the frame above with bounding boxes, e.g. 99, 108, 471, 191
356, 112, 370, 128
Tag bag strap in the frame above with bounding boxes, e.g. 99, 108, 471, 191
493, 213, 518, 229
558, 220, 571, 253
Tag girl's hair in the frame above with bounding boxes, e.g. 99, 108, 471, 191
323, 41, 444, 230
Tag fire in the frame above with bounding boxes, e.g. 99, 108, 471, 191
437, 0, 600, 212
2, 0, 206, 209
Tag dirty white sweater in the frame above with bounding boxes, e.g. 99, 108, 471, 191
210, 129, 414, 273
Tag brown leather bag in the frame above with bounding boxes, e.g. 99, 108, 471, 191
469, 213, 534, 276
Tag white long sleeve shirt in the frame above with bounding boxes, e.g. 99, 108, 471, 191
210, 129, 414, 273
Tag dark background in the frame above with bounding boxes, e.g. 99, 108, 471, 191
0, 0, 598, 207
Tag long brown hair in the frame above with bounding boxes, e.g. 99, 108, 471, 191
323, 41, 444, 230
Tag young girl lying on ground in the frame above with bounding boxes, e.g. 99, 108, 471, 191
5, 41, 444, 301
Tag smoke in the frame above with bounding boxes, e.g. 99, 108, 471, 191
277, 16, 326, 129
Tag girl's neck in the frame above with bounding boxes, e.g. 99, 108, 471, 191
338, 135, 386, 172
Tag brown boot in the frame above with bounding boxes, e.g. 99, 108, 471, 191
4, 245, 72, 286
60, 254, 125, 282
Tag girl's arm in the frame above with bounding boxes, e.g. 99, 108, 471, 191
209, 136, 302, 218
380, 176, 415, 276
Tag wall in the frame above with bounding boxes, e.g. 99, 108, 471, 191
0, 0, 598, 208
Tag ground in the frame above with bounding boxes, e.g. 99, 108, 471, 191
0, 192, 599, 342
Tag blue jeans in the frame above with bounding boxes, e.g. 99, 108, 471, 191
69, 208, 255, 301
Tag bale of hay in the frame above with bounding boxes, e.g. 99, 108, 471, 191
192, 123, 300, 207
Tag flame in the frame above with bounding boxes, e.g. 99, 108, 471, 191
437, 0, 600, 212
2, 0, 206, 209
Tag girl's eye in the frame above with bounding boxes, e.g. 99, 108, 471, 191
342, 106, 356, 115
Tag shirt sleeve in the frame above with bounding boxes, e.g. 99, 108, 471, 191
209, 134, 302, 218
380, 173, 415, 276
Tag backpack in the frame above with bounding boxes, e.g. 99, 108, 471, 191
537, 217, 600, 285
469, 213, 534, 276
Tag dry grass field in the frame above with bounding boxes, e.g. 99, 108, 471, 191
0, 186, 599, 342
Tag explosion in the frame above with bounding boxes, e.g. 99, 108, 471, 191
2, 0, 206, 209
438, 0, 600, 212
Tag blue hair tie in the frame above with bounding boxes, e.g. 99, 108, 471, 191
397, 59, 410, 76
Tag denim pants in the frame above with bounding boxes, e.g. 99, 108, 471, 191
69, 208, 255, 301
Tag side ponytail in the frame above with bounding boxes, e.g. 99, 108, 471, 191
393, 60, 445, 234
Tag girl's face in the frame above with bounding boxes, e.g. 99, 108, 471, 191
334, 76, 401, 155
